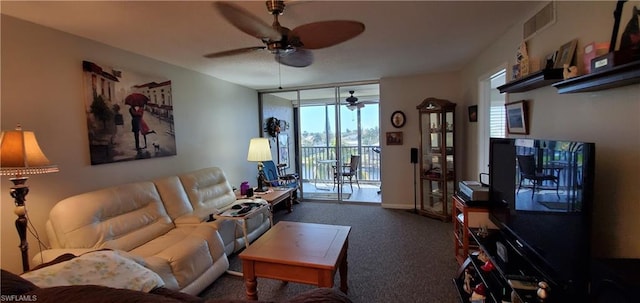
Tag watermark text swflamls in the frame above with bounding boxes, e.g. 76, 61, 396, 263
1, 295, 38, 302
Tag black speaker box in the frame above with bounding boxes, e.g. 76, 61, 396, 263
410, 148, 418, 163
590, 258, 640, 303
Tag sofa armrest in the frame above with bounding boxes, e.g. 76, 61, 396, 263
32, 249, 95, 267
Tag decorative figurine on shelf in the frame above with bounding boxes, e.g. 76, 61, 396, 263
619, 5, 640, 57
516, 41, 530, 77
563, 63, 579, 79
463, 268, 475, 294
477, 225, 489, 238
470, 283, 487, 302
478, 250, 489, 263
480, 261, 491, 272
537, 281, 550, 300
481, 259, 495, 272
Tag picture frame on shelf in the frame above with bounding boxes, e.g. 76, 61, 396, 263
505, 100, 529, 135
511, 64, 521, 80
543, 51, 558, 69
613, 1, 640, 53
554, 39, 578, 68
600, 0, 640, 68
385, 131, 403, 145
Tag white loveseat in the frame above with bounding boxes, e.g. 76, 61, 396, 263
33, 167, 271, 295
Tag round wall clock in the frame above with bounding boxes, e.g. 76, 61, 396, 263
391, 111, 406, 128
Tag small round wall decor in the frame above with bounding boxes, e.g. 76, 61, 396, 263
391, 111, 406, 128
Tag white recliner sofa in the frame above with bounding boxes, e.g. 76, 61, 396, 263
33, 167, 271, 295
173, 168, 271, 255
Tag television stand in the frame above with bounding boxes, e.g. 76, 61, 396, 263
453, 228, 559, 303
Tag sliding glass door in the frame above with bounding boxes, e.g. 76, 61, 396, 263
260, 82, 380, 203
299, 88, 342, 200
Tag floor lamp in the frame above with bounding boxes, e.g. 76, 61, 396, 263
247, 137, 272, 192
0, 124, 59, 272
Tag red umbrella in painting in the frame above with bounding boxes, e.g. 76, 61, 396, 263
124, 93, 149, 107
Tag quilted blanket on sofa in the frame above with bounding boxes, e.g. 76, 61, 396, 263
21, 250, 164, 292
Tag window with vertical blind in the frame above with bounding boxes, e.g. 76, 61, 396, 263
489, 73, 506, 139
478, 68, 506, 175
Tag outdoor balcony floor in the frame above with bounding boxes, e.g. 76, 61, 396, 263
300, 180, 381, 203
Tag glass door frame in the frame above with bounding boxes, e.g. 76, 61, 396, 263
259, 80, 379, 203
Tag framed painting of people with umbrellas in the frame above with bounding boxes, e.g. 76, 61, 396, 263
82, 60, 177, 165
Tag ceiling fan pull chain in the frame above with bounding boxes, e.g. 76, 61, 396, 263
278, 56, 283, 90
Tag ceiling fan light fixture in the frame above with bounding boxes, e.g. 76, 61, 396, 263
346, 90, 358, 103
345, 90, 364, 110
347, 103, 364, 111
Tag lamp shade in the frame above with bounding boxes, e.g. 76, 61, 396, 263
247, 138, 272, 162
0, 125, 59, 177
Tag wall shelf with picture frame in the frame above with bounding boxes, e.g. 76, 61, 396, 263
497, 68, 564, 93
499, 38, 577, 94
552, 60, 640, 94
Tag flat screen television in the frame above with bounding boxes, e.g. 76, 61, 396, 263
488, 137, 595, 300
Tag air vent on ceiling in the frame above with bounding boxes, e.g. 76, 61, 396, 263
523, 1, 556, 40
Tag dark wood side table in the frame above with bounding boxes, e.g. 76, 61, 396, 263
238, 187, 294, 213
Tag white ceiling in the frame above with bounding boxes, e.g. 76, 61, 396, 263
1, 1, 542, 91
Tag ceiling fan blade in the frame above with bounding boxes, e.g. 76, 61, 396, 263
204, 46, 266, 58
276, 49, 314, 67
215, 2, 281, 41
292, 20, 365, 49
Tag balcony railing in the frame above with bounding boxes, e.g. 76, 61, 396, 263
300, 146, 380, 183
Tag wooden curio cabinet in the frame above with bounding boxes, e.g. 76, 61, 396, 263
416, 97, 456, 221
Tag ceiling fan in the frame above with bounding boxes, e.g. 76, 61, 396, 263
205, 1, 365, 68
344, 90, 369, 111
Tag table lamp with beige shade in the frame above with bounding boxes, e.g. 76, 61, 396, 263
247, 137, 272, 193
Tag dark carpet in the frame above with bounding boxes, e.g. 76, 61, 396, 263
198, 201, 459, 303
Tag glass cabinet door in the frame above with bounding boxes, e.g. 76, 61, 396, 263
417, 98, 456, 221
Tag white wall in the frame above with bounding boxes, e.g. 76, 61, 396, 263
379, 72, 461, 209
0, 16, 261, 274
378, 1, 639, 259
261, 93, 295, 174
459, 1, 640, 258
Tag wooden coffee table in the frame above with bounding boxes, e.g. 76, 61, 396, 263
239, 221, 351, 300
